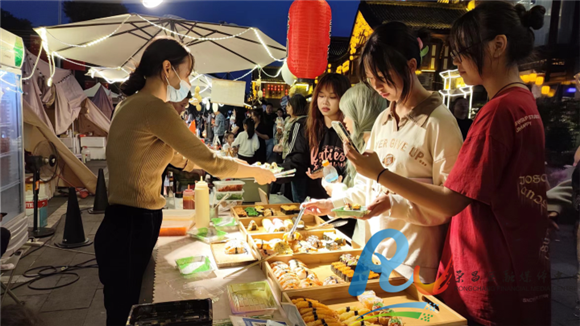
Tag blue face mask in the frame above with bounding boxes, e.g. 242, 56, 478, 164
166, 66, 190, 102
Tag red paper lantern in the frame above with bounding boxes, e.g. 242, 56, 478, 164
287, 0, 331, 79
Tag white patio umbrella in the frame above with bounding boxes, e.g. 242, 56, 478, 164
35, 13, 286, 81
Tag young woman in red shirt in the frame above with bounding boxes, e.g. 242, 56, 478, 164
344, 2, 549, 325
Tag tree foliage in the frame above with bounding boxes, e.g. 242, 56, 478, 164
0, 9, 33, 33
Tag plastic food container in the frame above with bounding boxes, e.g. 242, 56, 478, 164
227, 281, 278, 315
211, 217, 239, 232
159, 220, 195, 236
214, 180, 246, 192
216, 191, 244, 201
175, 255, 213, 277
331, 206, 370, 218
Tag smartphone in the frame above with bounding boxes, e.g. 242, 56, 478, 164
331, 121, 359, 153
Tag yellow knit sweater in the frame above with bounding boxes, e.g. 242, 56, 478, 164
106, 92, 238, 210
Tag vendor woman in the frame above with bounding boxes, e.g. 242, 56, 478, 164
95, 37, 275, 326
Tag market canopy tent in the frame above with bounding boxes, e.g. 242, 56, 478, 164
84, 83, 120, 99
35, 14, 286, 81
22, 49, 111, 136
22, 101, 98, 193
85, 83, 116, 119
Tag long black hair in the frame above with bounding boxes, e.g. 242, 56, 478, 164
244, 118, 255, 139
289, 93, 308, 117
251, 108, 265, 124
448, 1, 545, 74
120, 37, 194, 96
358, 22, 430, 103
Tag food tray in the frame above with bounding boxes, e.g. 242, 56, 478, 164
283, 284, 467, 326
264, 251, 407, 299
128, 299, 212, 326
239, 214, 331, 238
231, 204, 301, 219
248, 229, 360, 259
210, 241, 257, 268
227, 281, 278, 315
214, 180, 246, 192
332, 206, 370, 218
217, 191, 244, 200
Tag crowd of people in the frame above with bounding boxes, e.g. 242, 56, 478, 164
33, 1, 574, 326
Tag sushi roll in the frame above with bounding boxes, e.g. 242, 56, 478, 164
247, 220, 258, 231
273, 218, 286, 232
307, 236, 323, 249
323, 275, 342, 285
270, 261, 289, 268
224, 240, 247, 254
234, 207, 247, 217
344, 203, 352, 210
352, 204, 362, 210
387, 318, 402, 326
323, 231, 336, 241
273, 241, 293, 255
306, 273, 320, 283
325, 241, 339, 251
255, 239, 272, 250
262, 219, 279, 233
283, 231, 302, 242
283, 219, 294, 230
333, 235, 346, 246
294, 267, 315, 280
288, 259, 306, 270
264, 208, 275, 217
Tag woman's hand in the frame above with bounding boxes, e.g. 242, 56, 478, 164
302, 199, 334, 216
359, 193, 391, 220
253, 166, 276, 185
273, 144, 283, 153
306, 167, 323, 180
344, 142, 384, 180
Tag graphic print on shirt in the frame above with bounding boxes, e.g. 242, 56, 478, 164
310, 145, 346, 171
375, 137, 429, 168
517, 174, 548, 211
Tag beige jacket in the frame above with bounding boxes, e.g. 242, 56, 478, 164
332, 92, 463, 282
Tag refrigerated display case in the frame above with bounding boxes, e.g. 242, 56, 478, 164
0, 28, 28, 256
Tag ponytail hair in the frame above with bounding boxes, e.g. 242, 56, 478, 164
120, 37, 194, 96
244, 118, 255, 139
448, 1, 546, 74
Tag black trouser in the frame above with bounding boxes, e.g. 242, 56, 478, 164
94, 205, 162, 326
1, 227, 11, 257
238, 154, 257, 165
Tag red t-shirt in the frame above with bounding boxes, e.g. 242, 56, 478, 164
439, 87, 550, 326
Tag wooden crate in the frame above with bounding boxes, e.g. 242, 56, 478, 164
264, 251, 407, 299
248, 229, 361, 260
283, 283, 467, 326
239, 214, 331, 238
231, 203, 301, 220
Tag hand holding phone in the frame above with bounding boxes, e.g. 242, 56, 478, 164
331, 121, 359, 153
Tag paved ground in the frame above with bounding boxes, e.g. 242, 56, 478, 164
1, 158, 578, 325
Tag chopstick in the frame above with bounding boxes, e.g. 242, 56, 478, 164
224, 253, 280, 278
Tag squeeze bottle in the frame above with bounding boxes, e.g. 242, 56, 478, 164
195, 177, 210, 228
322, 160, 339, 183
183, 185, 195, 210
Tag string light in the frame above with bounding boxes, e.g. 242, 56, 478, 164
22, 46, 43, 81
41, 15, 132, 49
40, 14, 284, 76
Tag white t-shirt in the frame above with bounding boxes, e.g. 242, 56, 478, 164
232, 131, 260, 157
331, 92, 463, 283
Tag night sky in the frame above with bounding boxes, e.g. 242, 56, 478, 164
1, 0, 360, 46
